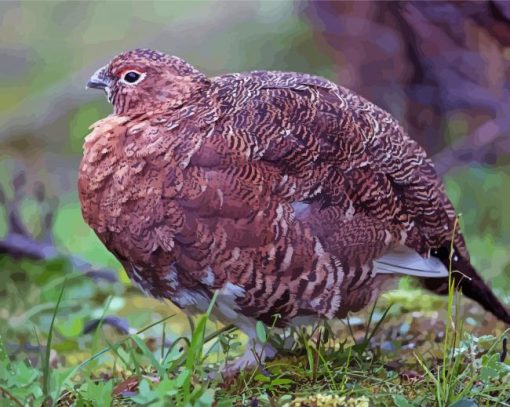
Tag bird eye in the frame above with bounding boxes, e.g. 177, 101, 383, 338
122, 71, 143, 84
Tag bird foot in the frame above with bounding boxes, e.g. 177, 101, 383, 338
209, 342, 277, 379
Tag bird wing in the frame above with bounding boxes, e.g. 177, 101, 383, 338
206, 71, 464, 279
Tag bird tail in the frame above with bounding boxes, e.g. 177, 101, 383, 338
420, 245, 510, 324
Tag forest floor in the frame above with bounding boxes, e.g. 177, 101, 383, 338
1, 256, 509, 407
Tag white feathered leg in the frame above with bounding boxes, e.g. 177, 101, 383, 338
220, 318, 277, 376
222, 339, 277, 374
202, 284, 279, 376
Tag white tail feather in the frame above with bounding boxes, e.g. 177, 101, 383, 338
374, 246, 449, 278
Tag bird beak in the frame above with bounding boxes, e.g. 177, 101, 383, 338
86, 65, 109, 90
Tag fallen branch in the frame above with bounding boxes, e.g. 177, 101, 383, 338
0, 172, 117, 283
0, 232, 118, 283
83, 316, 131, 335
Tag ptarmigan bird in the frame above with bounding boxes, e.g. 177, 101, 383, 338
80, 49, 510, 370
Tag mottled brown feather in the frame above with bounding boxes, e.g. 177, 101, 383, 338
79, 49, 508, 329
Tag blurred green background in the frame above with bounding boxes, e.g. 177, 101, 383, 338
1, 0, 509, 377
2, 0, 509, 287
0, 0, 336, 266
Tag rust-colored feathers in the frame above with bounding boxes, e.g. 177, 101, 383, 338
79, 49, 510, 333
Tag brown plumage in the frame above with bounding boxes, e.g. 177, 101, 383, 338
80, 49, 509, 368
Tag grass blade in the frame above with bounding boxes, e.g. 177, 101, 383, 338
62, 313, 175, 388
42, 278, 67, 403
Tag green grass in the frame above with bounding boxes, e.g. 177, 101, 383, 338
412, 220, 504, 407
1, 254, 509, 407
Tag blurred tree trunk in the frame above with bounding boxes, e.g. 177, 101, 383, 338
303, 0, 510, 172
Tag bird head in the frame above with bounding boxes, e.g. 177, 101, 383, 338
87, 49, 209, 115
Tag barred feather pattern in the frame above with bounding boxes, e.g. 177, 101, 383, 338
79, 49, 467, 326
